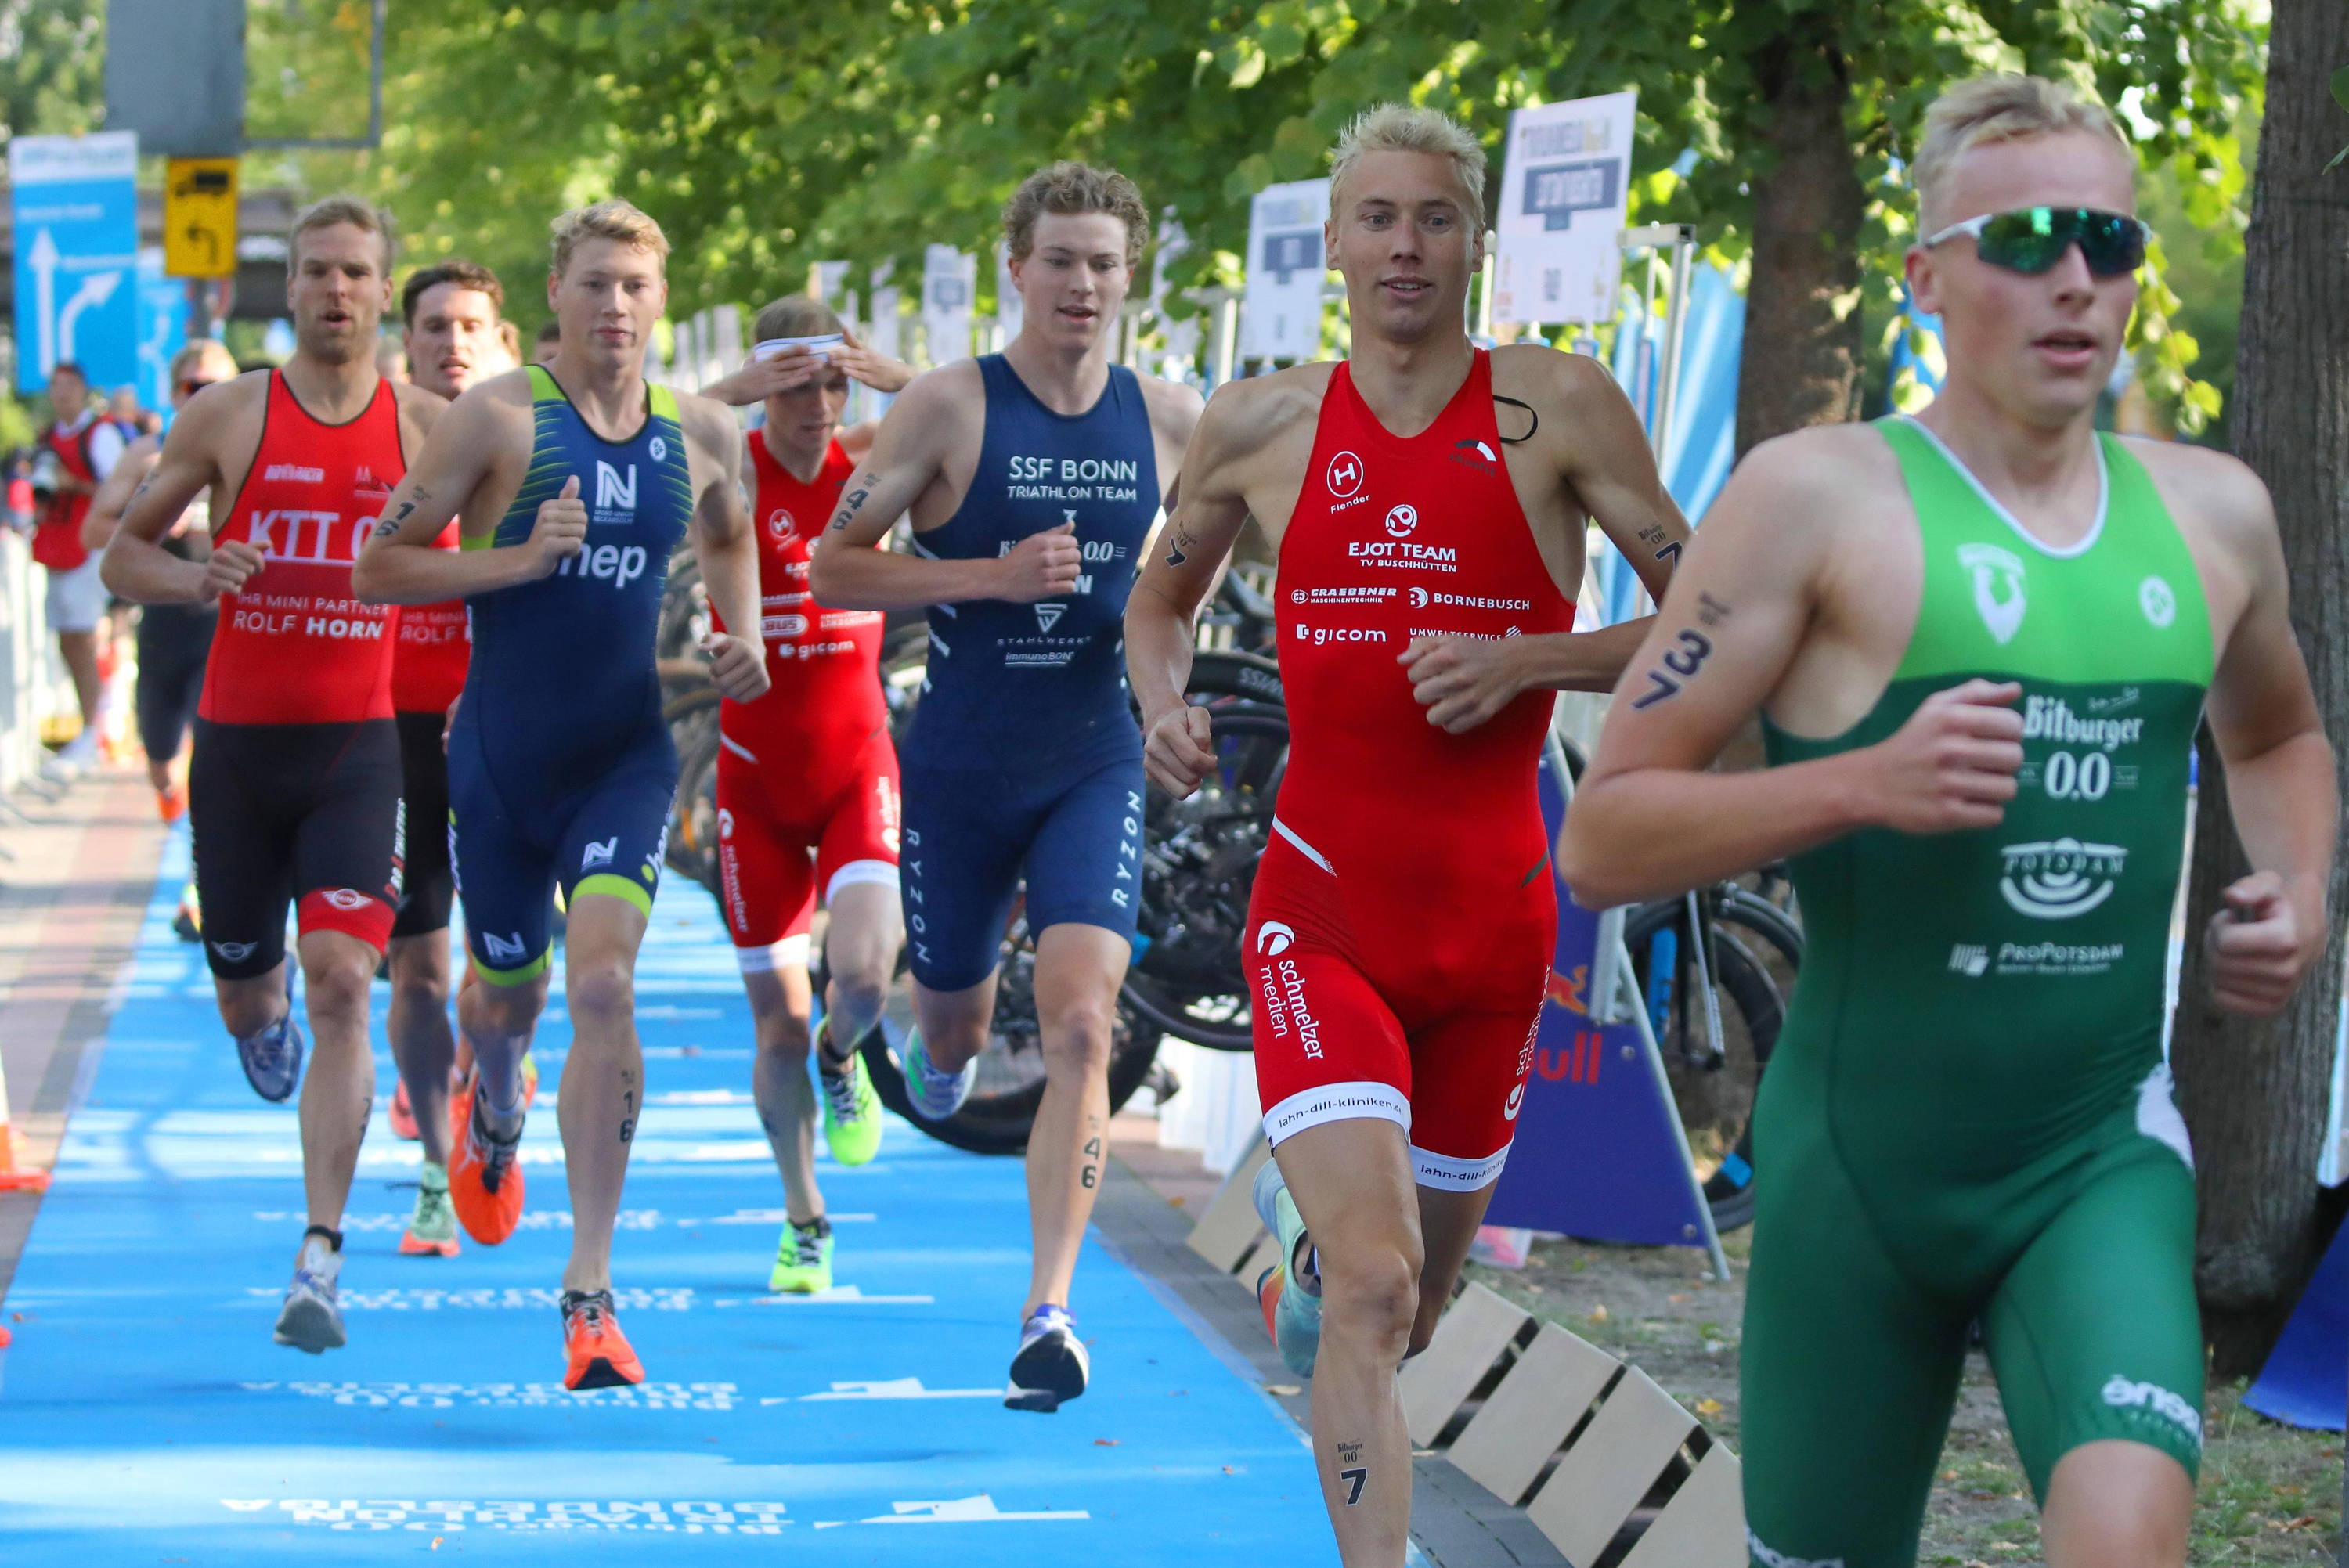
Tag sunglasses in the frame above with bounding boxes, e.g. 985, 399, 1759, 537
1923, 207, 2149, 278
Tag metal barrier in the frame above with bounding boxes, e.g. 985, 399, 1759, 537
0, 531, 65, 792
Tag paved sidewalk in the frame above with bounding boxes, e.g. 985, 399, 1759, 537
0, 763, 165, 1303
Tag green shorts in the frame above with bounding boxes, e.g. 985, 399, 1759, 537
1740, 1064, 2203, 1568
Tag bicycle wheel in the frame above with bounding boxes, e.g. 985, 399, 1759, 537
857, 920, 1164, 1156
1122, 650, 1287, 1050
656, 551, 709, 664
662, 681, 724, 896
1626, 889, 1802, 1232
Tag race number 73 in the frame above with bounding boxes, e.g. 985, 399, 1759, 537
1629, 629, 1714, 710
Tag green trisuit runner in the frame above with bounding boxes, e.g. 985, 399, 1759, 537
1744, 417, 2212, 1568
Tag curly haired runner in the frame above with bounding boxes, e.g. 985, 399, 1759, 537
1560, 77, 2338, 1568
810, 161, 1203, 1411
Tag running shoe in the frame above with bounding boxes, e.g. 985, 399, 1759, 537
272, 1231, 346, 1354
1252, 1158, 1322, 1378
561, 1289, 645, 1390
768, 1217, 834, 1294
1005, 1304, 1088, 1412
900, 1030, 975, 1122
388, 1079, 419, 1141
236, 1010, 306, 1104
818, 1031, 884, 1165
157, 783, 187, 824
448, 1076, 526, 1245
399, 1161, 460, 1258
520, 1049, 540, 1110
171, 883, 200, 943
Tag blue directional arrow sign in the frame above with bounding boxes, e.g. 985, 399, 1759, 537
9, 132, 140, 395
135, 248, 192, 418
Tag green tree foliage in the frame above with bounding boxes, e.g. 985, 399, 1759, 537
0, 0, 104, 154
352, 1, 2253, 431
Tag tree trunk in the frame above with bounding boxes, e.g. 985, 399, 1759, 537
1732, 20, 1866, 454
2171, 0, 2349, 1379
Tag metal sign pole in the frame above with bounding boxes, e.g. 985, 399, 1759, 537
1617, 222, 1696, 474
1545, 719, 1730, 1283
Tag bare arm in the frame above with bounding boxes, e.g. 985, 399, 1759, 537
82, 434, 160, 551
684, 398, 770, 705
1556, 434, 2023, 907
1127, 391, 1263, 795
102, 387, 239, 604
807, 368, 1074, 611
2194, 467, 2338, 1014
1402, 354, 1693, 730
352, 380, 578, 604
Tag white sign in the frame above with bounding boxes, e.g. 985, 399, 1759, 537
1242, 177, 1330, 361
1150, 218, 1198, 379
811, 260, 850, 305
867, 258, 900, 360
1491, 92, 1637, 326
921, 244, 975, 366
994, 240, 1024, 344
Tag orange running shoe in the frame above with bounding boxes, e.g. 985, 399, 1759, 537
157, 784, 187, 824
561, 1289, 644, 1390
447, 1075, 526, 1245
388, 1079, 418, 1141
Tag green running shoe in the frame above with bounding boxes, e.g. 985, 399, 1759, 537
770, 1217, 834, 1294
1251, 1158, 1321, 1377
399, 1161, 460, 1257
818, 1032, 884, 1166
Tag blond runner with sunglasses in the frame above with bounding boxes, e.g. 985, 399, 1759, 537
1557, 76, 2337, 1568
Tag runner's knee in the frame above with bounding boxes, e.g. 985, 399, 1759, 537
1037, 994, 1116, 1074
566, 958, 636, 1027
754, 1009, 814, 1064
1317, 1245, 1423, 1356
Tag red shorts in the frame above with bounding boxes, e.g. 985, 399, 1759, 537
715, 728, 901, 973
1243, 824, 1554, 1191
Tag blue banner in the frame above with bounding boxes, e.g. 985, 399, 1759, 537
1481, 760, 1716, 1250
9, 132, 141, 396
135, 248, 191, 418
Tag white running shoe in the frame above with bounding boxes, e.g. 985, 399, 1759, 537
1005, 1303, 1088, 1412
900, 1031, 975, 1121
272, 1232, 346, 1354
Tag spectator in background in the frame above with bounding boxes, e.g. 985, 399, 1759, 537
499, 320, 523, 366
32, 362, 128, 777
375, 337, 410, 382
531, 319, 561, 365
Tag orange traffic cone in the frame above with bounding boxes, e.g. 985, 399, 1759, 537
0, 1050, 51, 1195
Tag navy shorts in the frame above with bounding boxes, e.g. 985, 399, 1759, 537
446, 718, 676, 987
899, 752, 1145, 993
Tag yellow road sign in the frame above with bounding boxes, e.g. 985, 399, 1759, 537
164, 158, 240, 279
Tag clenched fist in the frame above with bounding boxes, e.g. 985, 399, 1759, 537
993, 522, 1082, 603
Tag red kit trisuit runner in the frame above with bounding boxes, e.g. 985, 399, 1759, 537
189, 371, 408, 979
1246, 350, 1574, 1190
713, 435, 900, 971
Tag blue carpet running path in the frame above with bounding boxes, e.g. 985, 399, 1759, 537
0, 828, 1335, 1564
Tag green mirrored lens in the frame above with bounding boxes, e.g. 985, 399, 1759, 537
1976, 209, 2070, 272
1974, 208, 2145, 276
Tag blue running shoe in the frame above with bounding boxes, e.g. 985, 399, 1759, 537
1005, 1303, 1088, 1412
237, 1010, 306, 1104
1251, 1157, 1321, 1377
900, 1030, 974, 1122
